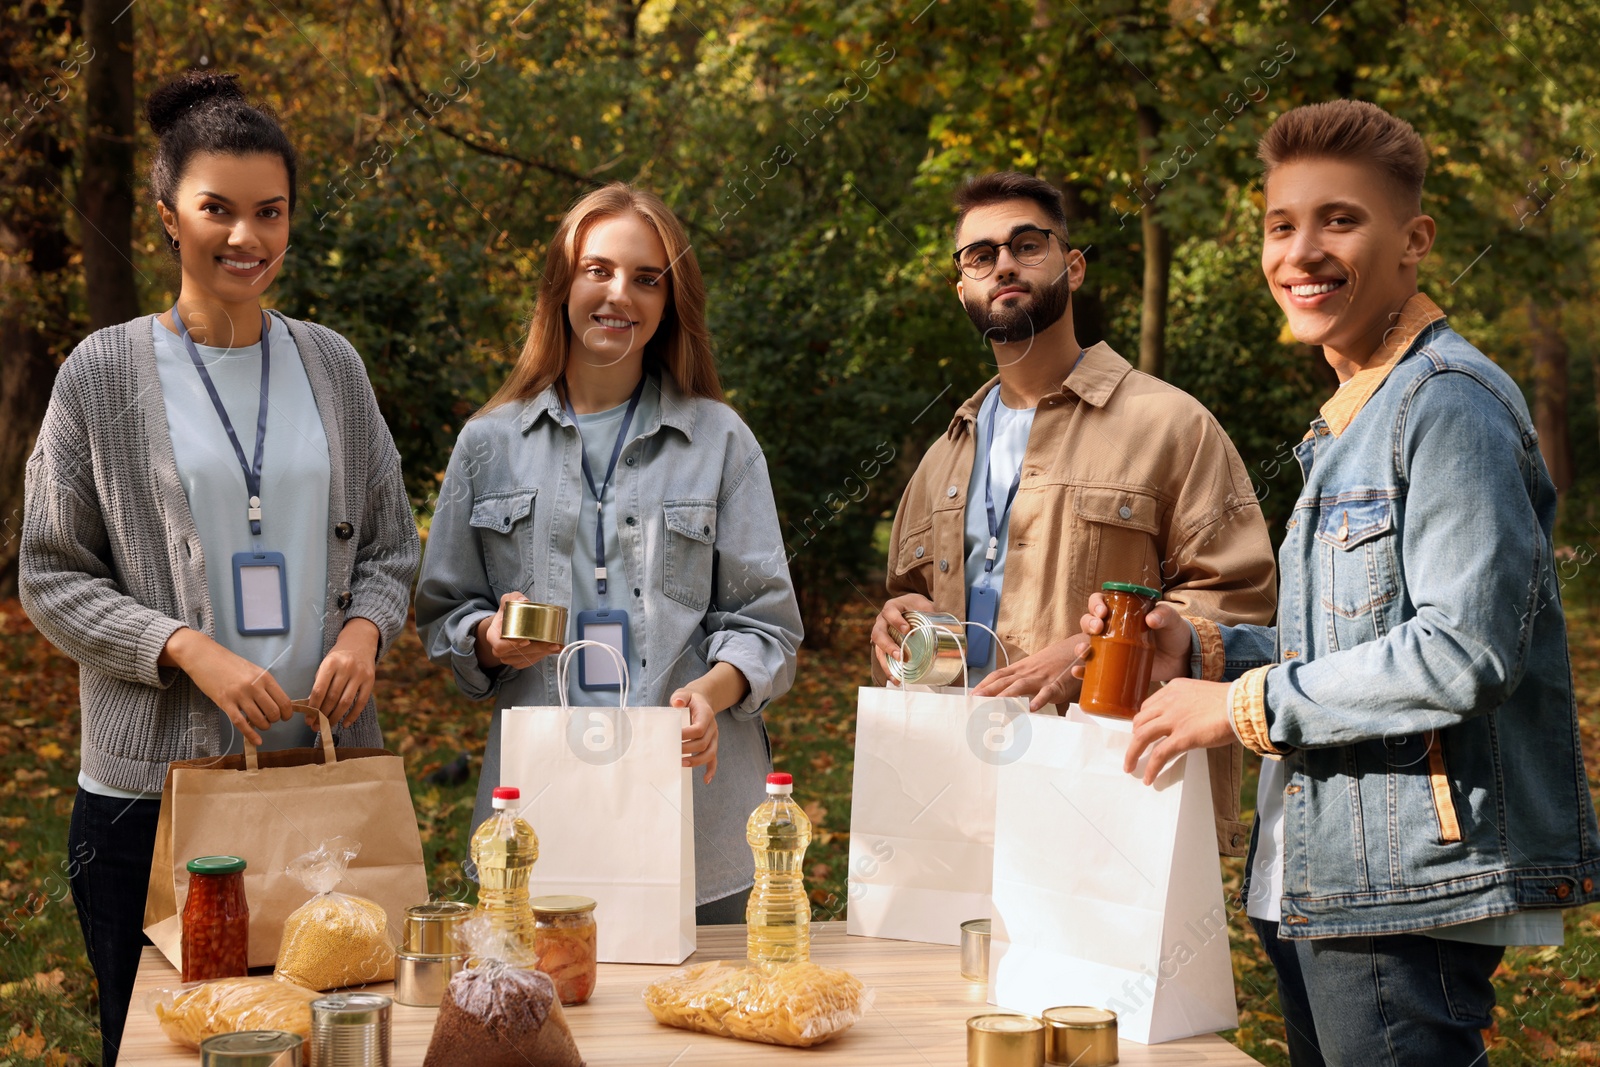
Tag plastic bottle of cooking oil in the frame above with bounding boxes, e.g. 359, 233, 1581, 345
471, 785, 539, 958
746, 772, 812, 964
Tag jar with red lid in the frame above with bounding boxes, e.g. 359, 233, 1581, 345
1079, 581, 1162, 719
182, 855, 250, 982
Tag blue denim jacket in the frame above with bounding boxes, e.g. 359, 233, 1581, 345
414, 371, 803, 902
1200, 294, 1600, 938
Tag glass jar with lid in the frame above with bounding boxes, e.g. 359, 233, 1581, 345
1079, 581, 1162, 719
182, 855, 250, 982
531, 895, 597, 1005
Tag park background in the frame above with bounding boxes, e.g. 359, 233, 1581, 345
2, 0, 1599, 1063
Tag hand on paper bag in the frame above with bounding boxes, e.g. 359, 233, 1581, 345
1123, 679, 1234, 784
972, 635, 1088, 711
671, 688, 720, 785
307, 617, 380, 729
870, 593, 936, 680
1072, 593, 1192, 685
475, 591, 563, 670
160, 628, 292, 746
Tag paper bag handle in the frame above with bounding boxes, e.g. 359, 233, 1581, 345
554, 640, 631, 712
242, 704, 338, 771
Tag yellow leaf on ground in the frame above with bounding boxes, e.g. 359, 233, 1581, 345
3, 1030, 45, 1057
36, 741, 65, 760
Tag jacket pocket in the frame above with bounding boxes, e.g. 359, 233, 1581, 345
663, 499, 717, 611
1425, 731, 1463, 844
1074, 487, 1162, 589
469, 488, 537, 593
892, 517, 937, 580
1315, 495, 1400, 649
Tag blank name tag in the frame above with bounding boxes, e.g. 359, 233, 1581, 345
233, 551, 290, 636
575, 609, 630, 690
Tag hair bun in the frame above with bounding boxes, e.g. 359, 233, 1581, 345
145, 70, 245, 136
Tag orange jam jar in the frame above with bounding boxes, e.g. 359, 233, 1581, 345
1079, 581, 1162, 719
531, 895, 598, 1005
181, 855, 249, 982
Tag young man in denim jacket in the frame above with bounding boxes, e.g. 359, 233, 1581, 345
1085, 100, 1600, 1065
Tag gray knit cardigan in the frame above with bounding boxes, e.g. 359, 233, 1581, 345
19, 313, 421, 793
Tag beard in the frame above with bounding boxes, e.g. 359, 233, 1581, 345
962, 273, 1071, 344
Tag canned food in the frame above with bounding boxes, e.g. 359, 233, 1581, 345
393, 951, 465, 1007
890, 610, 967, 687
200, 1031, 303, 1067
1042, 1006, 1118, 1066
310, 993, 391, 1067
501, 601, 567, 644
960, 918, 991, 983
967, 1013, 1045, 1067
402, 900, 472, 956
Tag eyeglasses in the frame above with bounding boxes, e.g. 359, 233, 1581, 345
952, 228, 1064, 280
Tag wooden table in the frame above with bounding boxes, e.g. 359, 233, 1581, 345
124, 923, 1259, 1064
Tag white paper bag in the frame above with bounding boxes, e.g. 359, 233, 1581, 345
500, 641, 696, 964
989, 707, 1238, 1044
847, 683, 1032, 945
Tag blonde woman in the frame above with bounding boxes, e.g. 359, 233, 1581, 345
416, 183, 802, 923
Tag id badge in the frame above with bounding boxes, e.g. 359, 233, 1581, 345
966, 584, 999, 667
233, 551, 290, 636
575, 608, 630, 690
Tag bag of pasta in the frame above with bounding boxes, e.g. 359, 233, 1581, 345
423, 917, 584, 1067
273, 837, 396, 991
642, 960, 872, 1048
150, 976, 319, 1049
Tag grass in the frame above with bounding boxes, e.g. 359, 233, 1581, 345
2, 595, 1599, 1064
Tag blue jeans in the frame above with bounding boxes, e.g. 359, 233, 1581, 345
1251, 917, 1503, 1067
68, 789, 162, 1067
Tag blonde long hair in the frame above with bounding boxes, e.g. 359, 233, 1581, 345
480, 183, 722, 415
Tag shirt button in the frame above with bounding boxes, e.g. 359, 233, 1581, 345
939, 560, 949, 572
947, 486, 958, 498
334, 522, 354, 540
1118, 506, 1132, 520
1556, 883, 1573, 900
1230, 833, 1246, 848
626, 456, 635, 466
626, 516, 636, 526
914, 545, 925, 559
633, 588, 641, 597
336, 591, 352, 610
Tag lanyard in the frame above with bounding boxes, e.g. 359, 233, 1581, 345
562, 378, 645, 596
978, 350, 1085, 582
175, 306, 271, 536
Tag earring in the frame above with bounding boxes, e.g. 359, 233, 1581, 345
168, 234, 180, 251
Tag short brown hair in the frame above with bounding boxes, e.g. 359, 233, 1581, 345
479, 182, 721, 417
1258, 100, 1427, 216
954, 172, 1068, 243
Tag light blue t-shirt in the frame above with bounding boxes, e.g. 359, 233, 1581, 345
962, 388, 1036, 686
566, 388, 657, 705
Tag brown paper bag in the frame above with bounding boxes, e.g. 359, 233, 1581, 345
143, 711, 429, 969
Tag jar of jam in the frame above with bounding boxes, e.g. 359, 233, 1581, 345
182, 855, 249, 982
1079, 581, 1162, 719
531, 895, 597, 1005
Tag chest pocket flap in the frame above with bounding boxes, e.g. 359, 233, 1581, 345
665, 500, 718, 544
1075, 486, 1160, 535
1315, 497, 1394, 550
470, 488, 537, 534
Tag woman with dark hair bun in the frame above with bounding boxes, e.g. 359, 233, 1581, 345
18, 70, 418, 1064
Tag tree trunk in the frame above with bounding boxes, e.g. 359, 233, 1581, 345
1135, 103, 1172, 380
80, 0, 138, 330
1528, 299, 1572, 495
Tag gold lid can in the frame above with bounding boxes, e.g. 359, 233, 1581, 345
967, 1013, 1045, 1067
960, 918, 992, 983
501, 600, 567, 643
1042, 1006, 1118, 1066
403, 900, 472, 956
531, 894, 598, 915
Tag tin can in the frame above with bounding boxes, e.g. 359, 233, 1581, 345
200, 1032, 303, 1067
890, 610, 967, 687
501, 601, 567, 644
310, 993, 391, 1067
967, 1014, 1045, 1067
1042, 1006, 1118, 1066
960, 918, 991, 982
393, 951, 465, 1007
402, 900, 472, 956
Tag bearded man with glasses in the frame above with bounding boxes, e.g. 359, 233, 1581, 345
869, 171, 1278, 856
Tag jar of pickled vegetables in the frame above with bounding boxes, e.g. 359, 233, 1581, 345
531, 895, 597, 1005
1079, 581, 1162, 719
182, 855, 249, 982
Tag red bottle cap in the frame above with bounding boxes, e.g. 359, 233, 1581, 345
767, 773, 793, 786
493, 786, 521, 800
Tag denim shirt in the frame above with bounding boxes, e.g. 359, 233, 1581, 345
1208, 296, 1600, 938
414, 371, 803, 903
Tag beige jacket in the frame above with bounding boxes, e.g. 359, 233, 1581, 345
882, 341, 1277, 855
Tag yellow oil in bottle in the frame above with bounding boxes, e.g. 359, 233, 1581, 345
471, 785, 539, 958
746, 772, 812, 964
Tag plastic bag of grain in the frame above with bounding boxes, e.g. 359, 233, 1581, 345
273, 838, 396, 991
150, 976, 319, 1049
422, 917, 584, 1067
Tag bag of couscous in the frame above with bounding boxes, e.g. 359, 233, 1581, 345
273, 837, 396, 991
